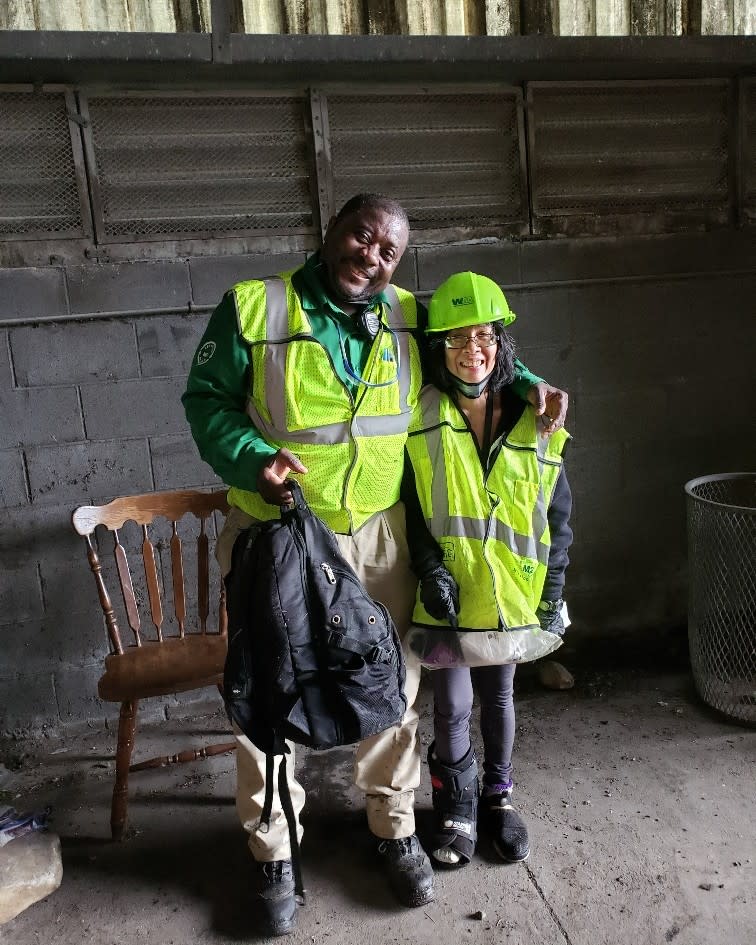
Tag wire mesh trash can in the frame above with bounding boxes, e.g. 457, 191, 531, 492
685, 473, 756, 725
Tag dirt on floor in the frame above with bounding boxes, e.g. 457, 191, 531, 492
0, 635, 754, 945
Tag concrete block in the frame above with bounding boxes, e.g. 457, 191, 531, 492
416, 242, 520, 291
566, 439, 622, 503
0, 616, 110, 679
520, 230, 756, 285
0, 831, 63, 924
567, 579, 671, 633
66, 261, 190, 316
0, 566, 43, 629
0, 503, 77, 569
54, 663, 114, 724
150, 434, 224, 491
0, 387, 82, 449
26, 440, 153, 508
0, 619, 51, 678
558, 324, 705, 394
0, 332, 12, 388
504, 286, 572, 349
39, 552, 105, 625
573, 387, 669, 444
189, 252, 306, 306
81, 377, 188, 439
0, 267, 66, 322
621, 433, 750, 499
136, 314, 209, 377
11, 320, 140, 387
568, 274, 756, 352
0, 674, 56, 733
574, 490, 684, 558
0, 450, 28, 509
512, 343, 575, 394
0, 503, 84, 570
392, 250, 417, 292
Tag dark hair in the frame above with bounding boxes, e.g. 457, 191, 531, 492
334, 193, 410, 232
423, 321, 517, 395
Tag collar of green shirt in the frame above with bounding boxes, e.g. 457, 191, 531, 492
293, 252, 391, 323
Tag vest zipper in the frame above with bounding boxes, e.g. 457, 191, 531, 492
481, 492, 508, 631
289, 333, 357, 532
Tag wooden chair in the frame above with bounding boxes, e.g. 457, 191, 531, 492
71, 488, 236, 840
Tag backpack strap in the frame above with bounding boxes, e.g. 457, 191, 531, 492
259, 749, 306, 904
323, 627, 397, 664
277, 754, 306, 904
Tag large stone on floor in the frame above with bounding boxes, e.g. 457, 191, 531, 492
0, 832, 63, 924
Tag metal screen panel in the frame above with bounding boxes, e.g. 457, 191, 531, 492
0, 87, 88, 240
744, 79, 756, 225
325, 90, 527, 234
82, 92, 315, 242
528, 81, 731, 235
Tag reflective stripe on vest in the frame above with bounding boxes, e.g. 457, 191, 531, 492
407, 386, 569, 630
227, 271, 420, 533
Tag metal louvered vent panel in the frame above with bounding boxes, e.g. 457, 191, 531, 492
327, 91, 526, 232
0, 89, 86, 239
529, 81, 730, 233
744, 80, 756, 223
84, 93, 315, 241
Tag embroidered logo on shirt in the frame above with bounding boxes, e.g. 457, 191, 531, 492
197, 341, 216, 366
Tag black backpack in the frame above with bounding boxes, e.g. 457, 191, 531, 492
222, 482, 407, 898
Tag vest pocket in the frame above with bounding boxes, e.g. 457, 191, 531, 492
510, 479, 539, 535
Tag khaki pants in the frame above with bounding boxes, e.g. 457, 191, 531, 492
217, 502, 421, 862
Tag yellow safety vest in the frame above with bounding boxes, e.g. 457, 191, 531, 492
227, 270, 422, 533
406, 385, 570, 630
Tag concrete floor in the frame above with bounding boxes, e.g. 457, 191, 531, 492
1, 639, 754, 945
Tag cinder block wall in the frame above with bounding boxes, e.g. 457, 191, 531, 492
1, 229, 754, 733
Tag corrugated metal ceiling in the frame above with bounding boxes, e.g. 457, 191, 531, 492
2, 1, 754, 35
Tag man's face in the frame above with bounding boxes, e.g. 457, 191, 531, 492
320, 206, 409, 306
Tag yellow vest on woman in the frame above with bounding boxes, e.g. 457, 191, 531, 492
406, 385, 570, 630
227, 270, 422, 533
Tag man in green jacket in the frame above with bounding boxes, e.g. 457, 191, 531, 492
183, 193, 567, 935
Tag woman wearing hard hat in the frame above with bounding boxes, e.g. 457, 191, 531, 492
402, 271, 574, 868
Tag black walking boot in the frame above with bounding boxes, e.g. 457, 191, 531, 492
376, 834, 435, 907
252, 858, 298, 936
428, 742, 479, 868
481, 786, 530, 863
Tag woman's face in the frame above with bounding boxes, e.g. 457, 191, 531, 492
443, 323, 498, 385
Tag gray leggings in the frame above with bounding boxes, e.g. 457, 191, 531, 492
431, 663, 516, 787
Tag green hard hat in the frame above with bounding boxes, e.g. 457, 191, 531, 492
426, 271, 516, 333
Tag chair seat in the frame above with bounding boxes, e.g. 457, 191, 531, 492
98, 634, 228, 702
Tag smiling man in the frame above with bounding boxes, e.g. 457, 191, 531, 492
182, 194, 567, 936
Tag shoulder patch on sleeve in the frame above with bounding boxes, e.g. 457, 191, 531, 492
196, 341, 217, 366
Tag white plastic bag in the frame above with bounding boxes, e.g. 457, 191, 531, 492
404, 625, 563, 670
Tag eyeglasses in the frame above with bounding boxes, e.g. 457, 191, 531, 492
444, 330, 497, 349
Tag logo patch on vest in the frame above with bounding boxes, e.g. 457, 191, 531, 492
440, 540, 455, 563
196, 341, 216, 366
521, 562, 535, 577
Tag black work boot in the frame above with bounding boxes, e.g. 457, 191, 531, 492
428, 742, 479, 868
482, 788, 530, 863
252, 858, 298, 936
376, 835, 435, 907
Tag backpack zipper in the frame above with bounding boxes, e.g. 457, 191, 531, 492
321, 562, 337, 584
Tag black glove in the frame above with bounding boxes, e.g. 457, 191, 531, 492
536, 599, 566, 636
420, 565, 460, 628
